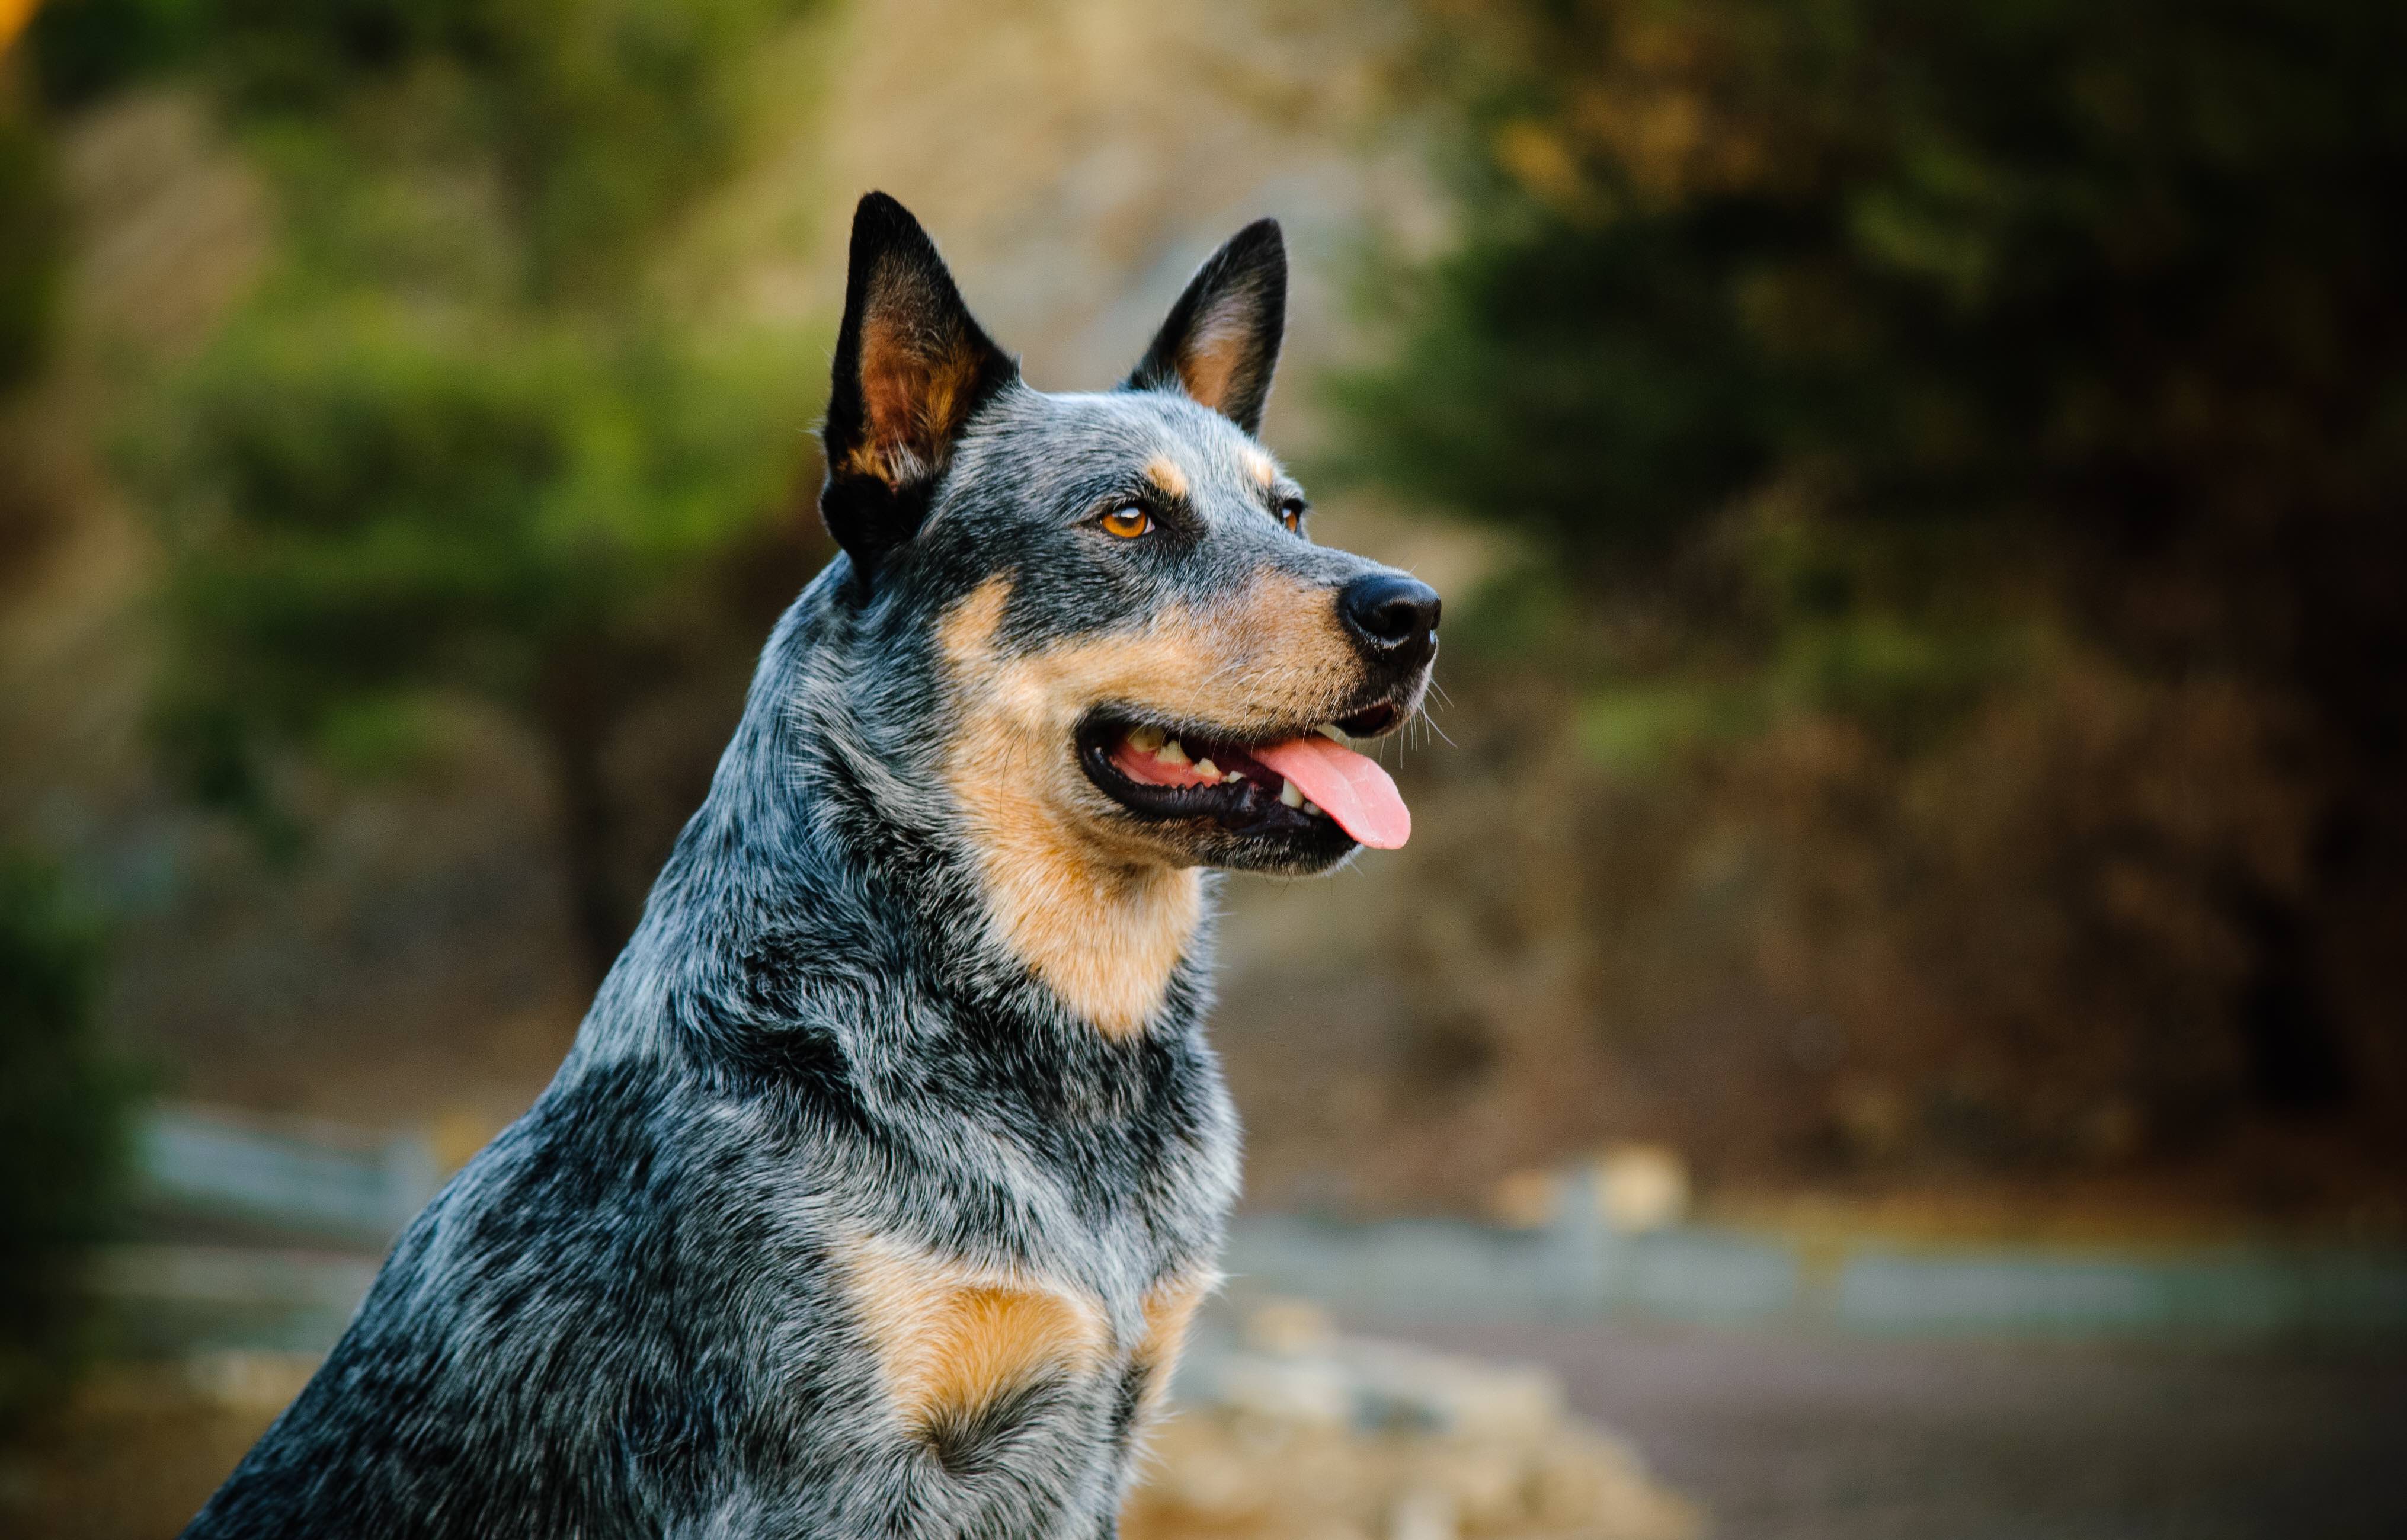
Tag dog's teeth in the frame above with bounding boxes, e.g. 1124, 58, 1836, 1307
1303, 798, 1325, 817
1225, 770, 1244, 782
1158, 738, 1189, 766
1316, 723, 1346, 742
1279, 779, 1304, 809
1128, 725, 1165, 754
1193, 758, 1220, 781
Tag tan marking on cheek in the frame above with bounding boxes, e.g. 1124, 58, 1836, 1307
941, 578, 1200, 1038
841, 1234, 1111, 1436
1144, 455, 1190, 501
938, 572, 1013, 662
1127, 1271, 1217, 1423
939, 574, 1363, 1036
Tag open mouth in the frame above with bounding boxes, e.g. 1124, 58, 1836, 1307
1077, 700, 1413, 850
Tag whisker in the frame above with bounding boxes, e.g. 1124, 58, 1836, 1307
1412, 699, 1457, 749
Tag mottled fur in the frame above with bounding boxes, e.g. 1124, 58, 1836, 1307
182, 194, 1435, 1539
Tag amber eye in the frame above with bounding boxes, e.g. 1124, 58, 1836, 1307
1279, 500, 1305, 533
1100, 505, 1153, 539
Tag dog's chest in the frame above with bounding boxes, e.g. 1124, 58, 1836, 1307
811, 1042, 1235, 1480
834, 1232, 1212, 1459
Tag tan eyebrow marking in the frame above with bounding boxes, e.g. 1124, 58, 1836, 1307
1241, 447, 1278, 487
1143, 455, 1189, 501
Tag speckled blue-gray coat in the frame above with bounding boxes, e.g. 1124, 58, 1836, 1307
182, 193, 1440, 1539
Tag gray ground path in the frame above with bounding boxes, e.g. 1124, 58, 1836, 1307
1368, 1318, 2407, 1540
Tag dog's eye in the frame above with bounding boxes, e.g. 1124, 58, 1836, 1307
1100, 505, 1153, 539
1279, 499, 1306, 533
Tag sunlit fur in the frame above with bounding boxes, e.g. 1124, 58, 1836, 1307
180, 197, 1432, 1539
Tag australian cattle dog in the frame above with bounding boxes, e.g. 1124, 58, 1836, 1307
183, 191, 1440, 1538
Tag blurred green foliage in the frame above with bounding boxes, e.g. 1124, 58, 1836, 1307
1345, 0, 2407, 721
31, 0, 825, 971
30, 0, 806, 296
139, 309, 813, 828
1345, 0, 2407, 1128
1349, 0, 2407, 572
0, 856, 131, 1435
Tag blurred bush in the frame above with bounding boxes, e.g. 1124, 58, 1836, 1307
30, 0, 827, 974
0, 89, 59, 396
0, 856, 131, 1435
2, 52, 63, 586
136, 309, 817, 968
1333, 0, 2407, 1187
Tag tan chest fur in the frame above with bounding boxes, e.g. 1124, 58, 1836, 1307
837, 1233, 1212, 1443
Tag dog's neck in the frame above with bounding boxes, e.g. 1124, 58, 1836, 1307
956, 835, 1205, 1040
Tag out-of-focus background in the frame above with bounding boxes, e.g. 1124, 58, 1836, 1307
2, 1, 2403, 1536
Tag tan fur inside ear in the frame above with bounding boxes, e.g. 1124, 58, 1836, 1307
1174, 303, 1257, 417
847, 286, 988, 486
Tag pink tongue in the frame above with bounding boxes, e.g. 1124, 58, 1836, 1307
1251, 735, 1411, 849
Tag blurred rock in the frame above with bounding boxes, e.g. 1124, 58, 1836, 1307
1487, 1168, 1563, 1231
1487, 1147, 1692, 1237
1592, 1147, 1689, 1235
1131, 1304, 1698, 1540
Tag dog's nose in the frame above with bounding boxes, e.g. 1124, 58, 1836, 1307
1339, 572, 1441, 662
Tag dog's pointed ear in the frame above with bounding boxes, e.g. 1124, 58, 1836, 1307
819, 193, 1016, 580
1122, 219, 1286, 437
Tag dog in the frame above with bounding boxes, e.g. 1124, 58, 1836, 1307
181, 191, 1439, 1539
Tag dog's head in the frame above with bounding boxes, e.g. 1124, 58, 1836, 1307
815, 193, 1436, 899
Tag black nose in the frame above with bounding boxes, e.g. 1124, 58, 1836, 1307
1339, 572, 1441, 661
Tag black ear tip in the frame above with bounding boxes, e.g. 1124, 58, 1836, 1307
1222, 217, 1286, 273
850, 191, 931, 259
